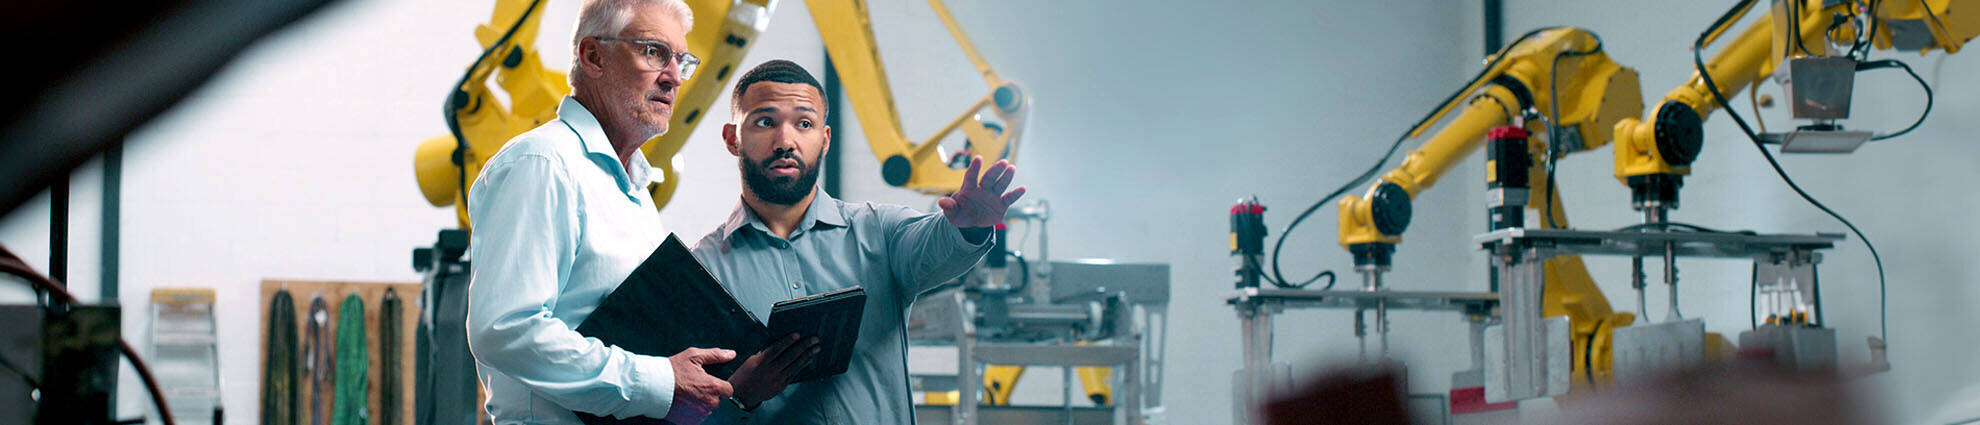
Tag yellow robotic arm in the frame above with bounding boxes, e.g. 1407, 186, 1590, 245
805, 0, 1027, 192
1331, 27, 1645, 390
414, 0, 570, 230
1336, 28, 1640, 259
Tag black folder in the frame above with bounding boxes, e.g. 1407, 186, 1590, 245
572, 233, 866, 424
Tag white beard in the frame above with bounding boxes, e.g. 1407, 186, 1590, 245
621, 91, 668, 139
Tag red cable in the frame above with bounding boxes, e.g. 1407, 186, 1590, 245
0, 245, 176, 425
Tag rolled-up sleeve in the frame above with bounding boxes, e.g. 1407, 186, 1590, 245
880, 206, 994, 297
465, 153, 675, 419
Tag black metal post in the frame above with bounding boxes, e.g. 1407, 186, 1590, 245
49, 179, 67, 286
1484, 0, 1505, 55
822, 51, 843, 198
101, 144, 120, 302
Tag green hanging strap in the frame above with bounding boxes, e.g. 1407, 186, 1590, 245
330, 293, 369, 425
380, 288, 402, 425
263, 289, 299, 425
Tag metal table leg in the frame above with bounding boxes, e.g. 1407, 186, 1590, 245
957, 295, 978, 425
1236, 300, 1278, 424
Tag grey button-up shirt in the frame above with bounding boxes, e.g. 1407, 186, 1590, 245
690, 189, 991, 425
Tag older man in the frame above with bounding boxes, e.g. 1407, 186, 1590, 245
691, 60, 1026, 424
464, 1, 791, 423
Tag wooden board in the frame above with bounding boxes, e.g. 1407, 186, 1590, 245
260, 280, 422, 425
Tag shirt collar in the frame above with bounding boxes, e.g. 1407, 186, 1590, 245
717, 188, 848, 240
807, 189, 849, 228
558, 96, 656, 196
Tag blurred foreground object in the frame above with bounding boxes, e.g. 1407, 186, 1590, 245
1565, 361, 1869, 425
0, 0, 340, 215
1260, 359, 1872, 425
1262, 362, 1412, 425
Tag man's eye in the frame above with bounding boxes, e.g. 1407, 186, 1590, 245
644, 46, 662, 57
754, 117, 773, 127
797, 120, 813, 129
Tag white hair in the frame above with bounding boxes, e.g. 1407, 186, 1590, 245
570, 0, 694, 88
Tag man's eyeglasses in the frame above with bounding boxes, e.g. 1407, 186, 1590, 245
595, 37, 700, 79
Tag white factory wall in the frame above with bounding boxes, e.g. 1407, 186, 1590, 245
1495, 1, 1980, 423
0, 0, 823, 422
839, 1, 1482, 423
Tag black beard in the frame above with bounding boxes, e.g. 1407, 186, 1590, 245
741, 151, 820, 205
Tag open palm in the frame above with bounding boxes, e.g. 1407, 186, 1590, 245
939, 156, 1026, 229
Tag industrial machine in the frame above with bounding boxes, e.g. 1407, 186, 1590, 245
907, 198, 1172, 425
1238, 0, 1978, 421
1232, 194, 1508, 424
0, 248, 178, 425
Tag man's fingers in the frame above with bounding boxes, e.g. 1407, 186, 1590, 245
781, 346, 823, 383
1000, 186, 1027, 207
970, 160, 1001, 193
988, 165, 1015, 195
771, 338, 820, 372
960, 156, 982, 189
989, 160, 1018, 193
937, 197, 958, 214
756, 334, 799, 364
685, 347, 737, 365
707, 348, 738, 364
979, 160, 1011, 191
791, 350, 820, 380
709, 379, 734, 398
766, 335, 810, 369
995, 161, 1017, 189
772, 333, 801, 352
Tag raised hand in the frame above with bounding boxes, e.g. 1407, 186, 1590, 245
938, 156, 1026, 229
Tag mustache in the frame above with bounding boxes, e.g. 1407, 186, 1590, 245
758, 150, 804, 169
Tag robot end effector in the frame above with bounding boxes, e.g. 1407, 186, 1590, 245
1614, 0, 1980, 214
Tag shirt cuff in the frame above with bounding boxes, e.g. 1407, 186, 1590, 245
630, 353, 676, 419
941, 217, 994, 251
959, 226, 995, 245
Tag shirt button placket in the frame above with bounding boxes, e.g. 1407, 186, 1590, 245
779, 241, 801, 295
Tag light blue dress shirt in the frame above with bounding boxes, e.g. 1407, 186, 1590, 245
466, 96, 676, 424
690, 189, 991, 425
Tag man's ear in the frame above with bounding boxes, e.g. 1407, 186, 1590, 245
820, 125, 831, 157
577, 37, 607, 80
722, 123, 741, 156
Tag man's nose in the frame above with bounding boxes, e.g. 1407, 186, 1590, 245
771, 126, 801, 149
655, 62, 682, 90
